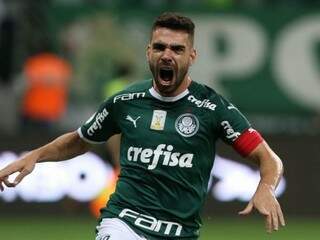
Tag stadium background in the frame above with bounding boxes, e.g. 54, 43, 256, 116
0, 0, 319, 239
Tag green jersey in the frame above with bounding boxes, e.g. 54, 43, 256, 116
78, 79, 251, 239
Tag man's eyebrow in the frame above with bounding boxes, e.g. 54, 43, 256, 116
152, 42, 186, 49
170, 44, 186, 50
152, 42, 166, 47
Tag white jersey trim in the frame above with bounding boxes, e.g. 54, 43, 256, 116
77, 127, 106, 144
149, 87, 189, 102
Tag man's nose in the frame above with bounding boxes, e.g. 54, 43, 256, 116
161, 48, 174, 62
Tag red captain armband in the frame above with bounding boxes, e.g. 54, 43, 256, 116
232, 128, 263, 157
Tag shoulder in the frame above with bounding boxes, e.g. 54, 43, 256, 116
188, 81, 231, 110
190, 81, 222, 100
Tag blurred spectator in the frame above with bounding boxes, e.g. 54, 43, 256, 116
20, 53, 72, 131
103, 62, 134, 169
0, 14, 15, 85
102, 62, 133, 99
0, 1, 18, 134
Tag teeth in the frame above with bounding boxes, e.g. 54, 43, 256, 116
160, 66, 173, 70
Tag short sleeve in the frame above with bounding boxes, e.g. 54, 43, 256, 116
77, 98, 121, 144
216, 95, 251, 145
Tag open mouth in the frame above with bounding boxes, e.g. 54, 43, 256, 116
159, 67, 174, 82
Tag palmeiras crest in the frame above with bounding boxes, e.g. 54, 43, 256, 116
175, 113, 199, 137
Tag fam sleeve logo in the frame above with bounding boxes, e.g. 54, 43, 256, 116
113, 92, 145, 103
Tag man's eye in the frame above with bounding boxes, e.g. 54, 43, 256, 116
153, 44, 165, 51
171, 47, 184, 54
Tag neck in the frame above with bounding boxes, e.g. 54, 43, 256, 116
153, 76, 192, 97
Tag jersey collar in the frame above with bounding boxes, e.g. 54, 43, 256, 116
149, 87, 189, 102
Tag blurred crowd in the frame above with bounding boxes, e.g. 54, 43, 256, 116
0, 0, 319, 136
52, 0, 320, 8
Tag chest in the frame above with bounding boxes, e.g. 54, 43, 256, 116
116, 99, 218, 172
117, 100, 216, 146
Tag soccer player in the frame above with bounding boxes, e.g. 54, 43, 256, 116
0, 12, 285, 240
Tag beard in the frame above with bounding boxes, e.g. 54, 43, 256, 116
149, 61, 189, 96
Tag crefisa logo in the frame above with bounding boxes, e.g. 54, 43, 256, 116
175, 113, 199, 137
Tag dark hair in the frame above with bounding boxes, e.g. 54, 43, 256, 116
151, 12, 195, 43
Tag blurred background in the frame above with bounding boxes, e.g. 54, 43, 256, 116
0, 0, 319, 239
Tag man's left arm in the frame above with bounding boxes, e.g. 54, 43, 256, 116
238, 141, 286, 233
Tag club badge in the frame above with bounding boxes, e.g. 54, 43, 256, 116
175, 113, 199, 137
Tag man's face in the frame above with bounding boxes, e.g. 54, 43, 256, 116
147, 27, 196, 96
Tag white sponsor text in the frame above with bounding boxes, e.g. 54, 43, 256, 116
127, 144, 193, 170
87, 108, 109, 136
188, 95, 216, 111
113, 92, 145, 103
119, 208, 182, 236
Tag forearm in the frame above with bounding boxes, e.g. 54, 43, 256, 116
249, 141, 283, 189
31, 131, 90, 163
241, 141, 285, 232
260, 153, 283, 189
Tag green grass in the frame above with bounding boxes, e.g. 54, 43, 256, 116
0, 215, 96, 240
201, 217, 320, 240
0, 215, 319, 240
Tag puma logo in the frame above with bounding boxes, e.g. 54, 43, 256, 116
126, 115, 141, 128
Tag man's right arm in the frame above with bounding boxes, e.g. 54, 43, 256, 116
0, 131, 91, 191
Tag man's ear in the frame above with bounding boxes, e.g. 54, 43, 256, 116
146, 44, 151, 61
189, 48, 197, 66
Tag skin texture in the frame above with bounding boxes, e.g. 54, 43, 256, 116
239, 141, 285, 232
147, 27, 196, 96
0, 26, 285, 234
